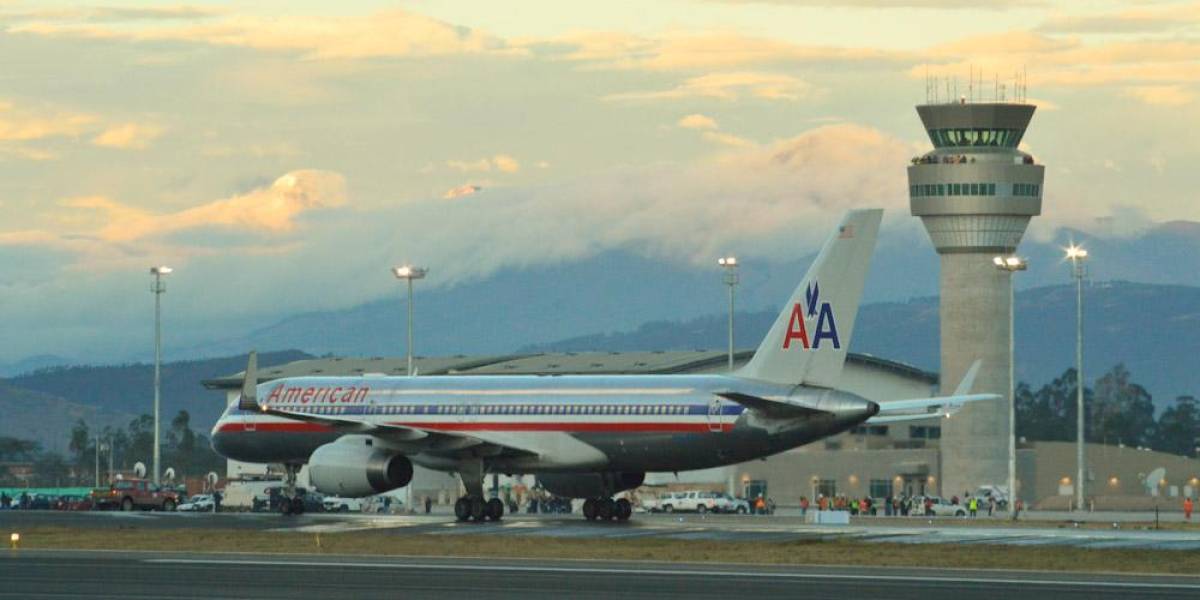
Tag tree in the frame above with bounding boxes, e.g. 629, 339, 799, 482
68, 419, 92, 466
1154, 395, 1200, 457
1090, 364, 1156, 447
0, 437, 41, 461
1015, 368, 1092, 442
31, 452, 70, 486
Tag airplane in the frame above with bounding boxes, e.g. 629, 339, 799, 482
212, 208, 997, 520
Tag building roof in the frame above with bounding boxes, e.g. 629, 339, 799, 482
203, 350, 937, 390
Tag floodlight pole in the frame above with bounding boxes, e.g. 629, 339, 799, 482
994, 255, 1027, 511
1068, 247, 1088, 511
718, 257, 739, 371
150, 266, 171, 486
392, 265, 428, 377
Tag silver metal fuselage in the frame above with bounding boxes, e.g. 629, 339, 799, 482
211, 374, 877, 475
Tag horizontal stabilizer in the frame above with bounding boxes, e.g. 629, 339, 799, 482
865, 359, 996, 424
716, 392, 831, 419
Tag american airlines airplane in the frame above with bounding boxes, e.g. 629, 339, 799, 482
212, 209, 995, 521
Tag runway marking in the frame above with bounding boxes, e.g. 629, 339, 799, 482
144, 558, 1200, 590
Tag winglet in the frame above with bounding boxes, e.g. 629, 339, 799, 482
953, 359, 982, 396
238, 351, 262, 412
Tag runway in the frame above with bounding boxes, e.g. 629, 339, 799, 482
3, 549, 1200, 600
5, 510, 1200, 550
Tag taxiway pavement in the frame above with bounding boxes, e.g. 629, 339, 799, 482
3, 549, 1200, 600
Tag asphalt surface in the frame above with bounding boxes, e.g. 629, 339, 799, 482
5, 510, 1200, 550
3, 549, 1200, 600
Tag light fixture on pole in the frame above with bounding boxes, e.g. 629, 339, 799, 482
993, 254, 1028, 511
392, 265, 428, 377
717, 257, 739, 371
149, 265, 172, 486
1065, 244, 1088, 511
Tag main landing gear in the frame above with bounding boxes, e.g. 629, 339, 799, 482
453, 459, 504, 522
279, 463, 306, 516
582, 497, 632, 522
453, 496, 505, 522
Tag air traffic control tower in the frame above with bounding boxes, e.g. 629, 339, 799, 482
908, 100, 1043, 497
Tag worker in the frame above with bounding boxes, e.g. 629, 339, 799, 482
1185, 496, 1194, 521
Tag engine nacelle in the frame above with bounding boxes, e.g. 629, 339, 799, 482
307, 436, 413, 498
537, 472, 645, 499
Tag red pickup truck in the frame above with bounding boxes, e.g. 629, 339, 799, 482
92, 479, 179, 512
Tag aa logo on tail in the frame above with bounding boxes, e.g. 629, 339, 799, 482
782, 281, 841, 350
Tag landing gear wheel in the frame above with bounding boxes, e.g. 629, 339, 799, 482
469, 497, 486, 521
290, 497, 305, 515
486, 498, 504, 521
582, 498, 598, 521
615, 499, 632, 521
597, 498, 615, 521
454, 497, 471, 522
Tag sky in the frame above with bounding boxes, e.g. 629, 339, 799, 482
0, 0, 1197, 362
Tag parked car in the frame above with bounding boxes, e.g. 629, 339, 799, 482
717, 493, 751, 514
653, 491, 727, 514
92, 479, 179, 511
178, 494, 216, 512
252, 487, 325, 514
914, 496, 967, 517
323, 496, 364, 513
974, 485, 1010, 510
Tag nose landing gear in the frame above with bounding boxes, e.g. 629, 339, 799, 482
583, 497, 632, 521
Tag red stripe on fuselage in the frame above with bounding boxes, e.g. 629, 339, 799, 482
216, 421, 732, 434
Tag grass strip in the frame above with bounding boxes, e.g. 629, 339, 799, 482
6, 526, 1200, 575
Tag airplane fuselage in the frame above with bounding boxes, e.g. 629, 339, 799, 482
212, 373, 877, 475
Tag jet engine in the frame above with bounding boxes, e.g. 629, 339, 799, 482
307, 436, 413, 498
537, 472, 645, 498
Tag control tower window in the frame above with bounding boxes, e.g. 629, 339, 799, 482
928, 128, 1021, 148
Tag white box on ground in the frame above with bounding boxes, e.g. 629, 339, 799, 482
806, 510, 850, 525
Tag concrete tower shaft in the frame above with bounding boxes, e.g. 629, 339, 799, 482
907, 102, 1043, 498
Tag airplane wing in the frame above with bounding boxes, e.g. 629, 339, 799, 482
865, 359, 1000, 424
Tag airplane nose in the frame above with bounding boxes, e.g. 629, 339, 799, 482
866, 400, 880, 417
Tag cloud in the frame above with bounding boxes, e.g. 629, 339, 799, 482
0, 101, 95, 141
1124, 85, 1195, 106
9, 8, 516, 60
677, 114, 718, 130
702, 131, 755, 148
446, 154, 521, 173
91, 123, 164, 149
492, 154, 521, 173
607, 72, 812, 101
552, 31, 897, 72
443, 184, 482, 199
0, 6, 222, 23
1037, 5, 1200, 34
0, 170, 347, 267
706, 0, 1041, 7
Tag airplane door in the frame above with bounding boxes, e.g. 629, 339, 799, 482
707, 398, 723, 432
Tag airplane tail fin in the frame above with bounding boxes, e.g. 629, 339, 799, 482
237, 350, 261, 412
736, 209, 882, 387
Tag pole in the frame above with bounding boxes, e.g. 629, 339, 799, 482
1074, 260, 1085, 512
94, 433, 100, 489
1008, 273, 1016, 511
153, 271, 162, 486
107, 436, 113, 484
727, 281, 735, 371
406, 277, 414, 377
